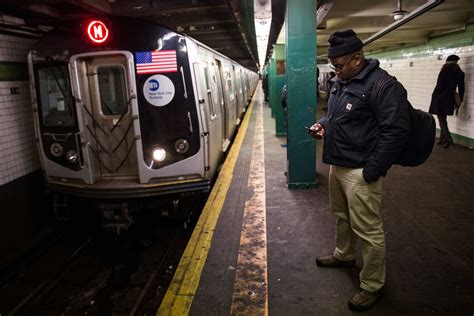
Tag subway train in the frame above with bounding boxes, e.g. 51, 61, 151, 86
28, 16, 259, 231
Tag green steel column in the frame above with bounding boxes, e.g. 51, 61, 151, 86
273, 44, 286, 136
286, 0, 317, 189
268, 54, 276, 117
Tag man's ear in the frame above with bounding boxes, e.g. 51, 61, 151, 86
354, 54, 363, 66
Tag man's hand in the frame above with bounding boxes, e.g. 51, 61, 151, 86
307, 123, 325, 140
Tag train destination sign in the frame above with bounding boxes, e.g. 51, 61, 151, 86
87, 20, 109, 44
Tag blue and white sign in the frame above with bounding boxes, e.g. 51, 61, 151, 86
143, 74, 175, 107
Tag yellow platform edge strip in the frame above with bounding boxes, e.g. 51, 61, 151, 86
157, 86, 259, 316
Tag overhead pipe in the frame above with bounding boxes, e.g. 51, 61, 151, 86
363, 0, 444, 46
317, 0, 335, 29
317, 0, 444, 59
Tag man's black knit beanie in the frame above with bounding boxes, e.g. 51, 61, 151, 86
327, 29, 363, 58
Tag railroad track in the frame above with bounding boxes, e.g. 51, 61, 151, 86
0, 199, 203, 315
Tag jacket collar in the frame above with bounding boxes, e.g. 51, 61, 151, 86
353, 58, 379, 80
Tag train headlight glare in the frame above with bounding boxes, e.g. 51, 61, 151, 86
50, 143, 63, 157
152, 147, 166, 162
66, 150, 79, 164
174, 138, 190, 154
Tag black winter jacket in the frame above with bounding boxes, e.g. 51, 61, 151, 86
318, 59, 411, 183
429, 64, 465, 116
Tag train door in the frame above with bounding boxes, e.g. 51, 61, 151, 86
216, 59, 237, 150
70, 52, 140, 182
241, 70, 248, 105
212, 60, 226, 149
193, 60, 223, 177
234, 66, 244, 123
243, 71, 249, 103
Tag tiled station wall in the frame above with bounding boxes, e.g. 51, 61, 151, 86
0, 14, 39, 186
0, 13, 47, 264
371, 24, 474, 147
320, 23, 474, 148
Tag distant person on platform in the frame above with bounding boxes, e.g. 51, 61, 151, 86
262, 71, 269, 101
307, 29, 411, 312
316, 67, 320, 98
429, 54, 465, 148
327, 71, 336, 92
281, 84, 288, 129
322, 71, 336, 112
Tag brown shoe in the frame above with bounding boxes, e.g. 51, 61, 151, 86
315, 255, 355, 268
348, 288, 381, 311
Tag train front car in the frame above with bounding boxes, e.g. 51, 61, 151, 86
29, 17, 212, 231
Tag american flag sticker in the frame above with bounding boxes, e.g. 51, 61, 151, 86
135, 50, 177, 74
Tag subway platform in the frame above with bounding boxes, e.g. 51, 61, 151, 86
158, 85, 474, 315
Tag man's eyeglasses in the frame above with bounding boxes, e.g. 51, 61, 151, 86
329, 54, 357, 71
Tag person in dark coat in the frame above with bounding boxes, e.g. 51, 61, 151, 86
262, 71, 269, 101
429, 54, 465, 148
281, 84, 288, 128
307, 29, 410, 312
322, 71, 336, 112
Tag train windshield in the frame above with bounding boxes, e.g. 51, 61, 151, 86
37, 64, 76, 127
97, 65, 128, 116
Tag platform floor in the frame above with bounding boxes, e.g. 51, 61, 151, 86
159, 85, 474, 315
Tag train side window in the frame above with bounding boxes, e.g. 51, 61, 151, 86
97, 65, 128, 116
236, 70, 242, 94
203, 65, 210, 89
37, 66, 75, 127
203, 64, 216, 117
224, 69, 235, 102
210, 75, 220, 114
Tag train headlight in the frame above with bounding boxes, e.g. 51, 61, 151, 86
66, 150, 79, 164
152, 147, 167, 162
174, 138, 189, 154
50, 142, 63, 157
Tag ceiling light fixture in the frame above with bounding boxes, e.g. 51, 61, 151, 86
254, 0, 272, 72
390, 0, 409, 21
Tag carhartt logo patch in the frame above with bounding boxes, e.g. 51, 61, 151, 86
346, 103, 353, 110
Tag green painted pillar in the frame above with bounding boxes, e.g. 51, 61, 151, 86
273, 44, 286, 136
286, 0, 317, 189
268, 54, 276, 116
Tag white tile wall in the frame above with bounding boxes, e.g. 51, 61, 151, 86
0, 15, 40, 185
0, 33, 37, 62
379, 46, 474, 143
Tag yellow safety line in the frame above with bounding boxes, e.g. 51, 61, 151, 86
157, 85, 260, 316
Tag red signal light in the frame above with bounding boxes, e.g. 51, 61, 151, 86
87, 20, 109, 44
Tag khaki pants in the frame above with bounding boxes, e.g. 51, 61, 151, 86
329, 165, 385, 292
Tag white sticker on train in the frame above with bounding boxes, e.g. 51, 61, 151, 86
143, 74, 175, 106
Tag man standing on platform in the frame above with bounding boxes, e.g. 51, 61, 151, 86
307, 29, 411, 311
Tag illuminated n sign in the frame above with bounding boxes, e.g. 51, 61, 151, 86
87, 20, 109, 44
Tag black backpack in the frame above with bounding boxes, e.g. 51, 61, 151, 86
370, 73, 436, 167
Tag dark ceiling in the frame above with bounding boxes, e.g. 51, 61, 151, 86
2, 1, 473, 72
0, 0, 289, 73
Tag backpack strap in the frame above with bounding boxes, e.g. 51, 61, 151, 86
368, 70, 396, 111
368, 70, 415, 116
